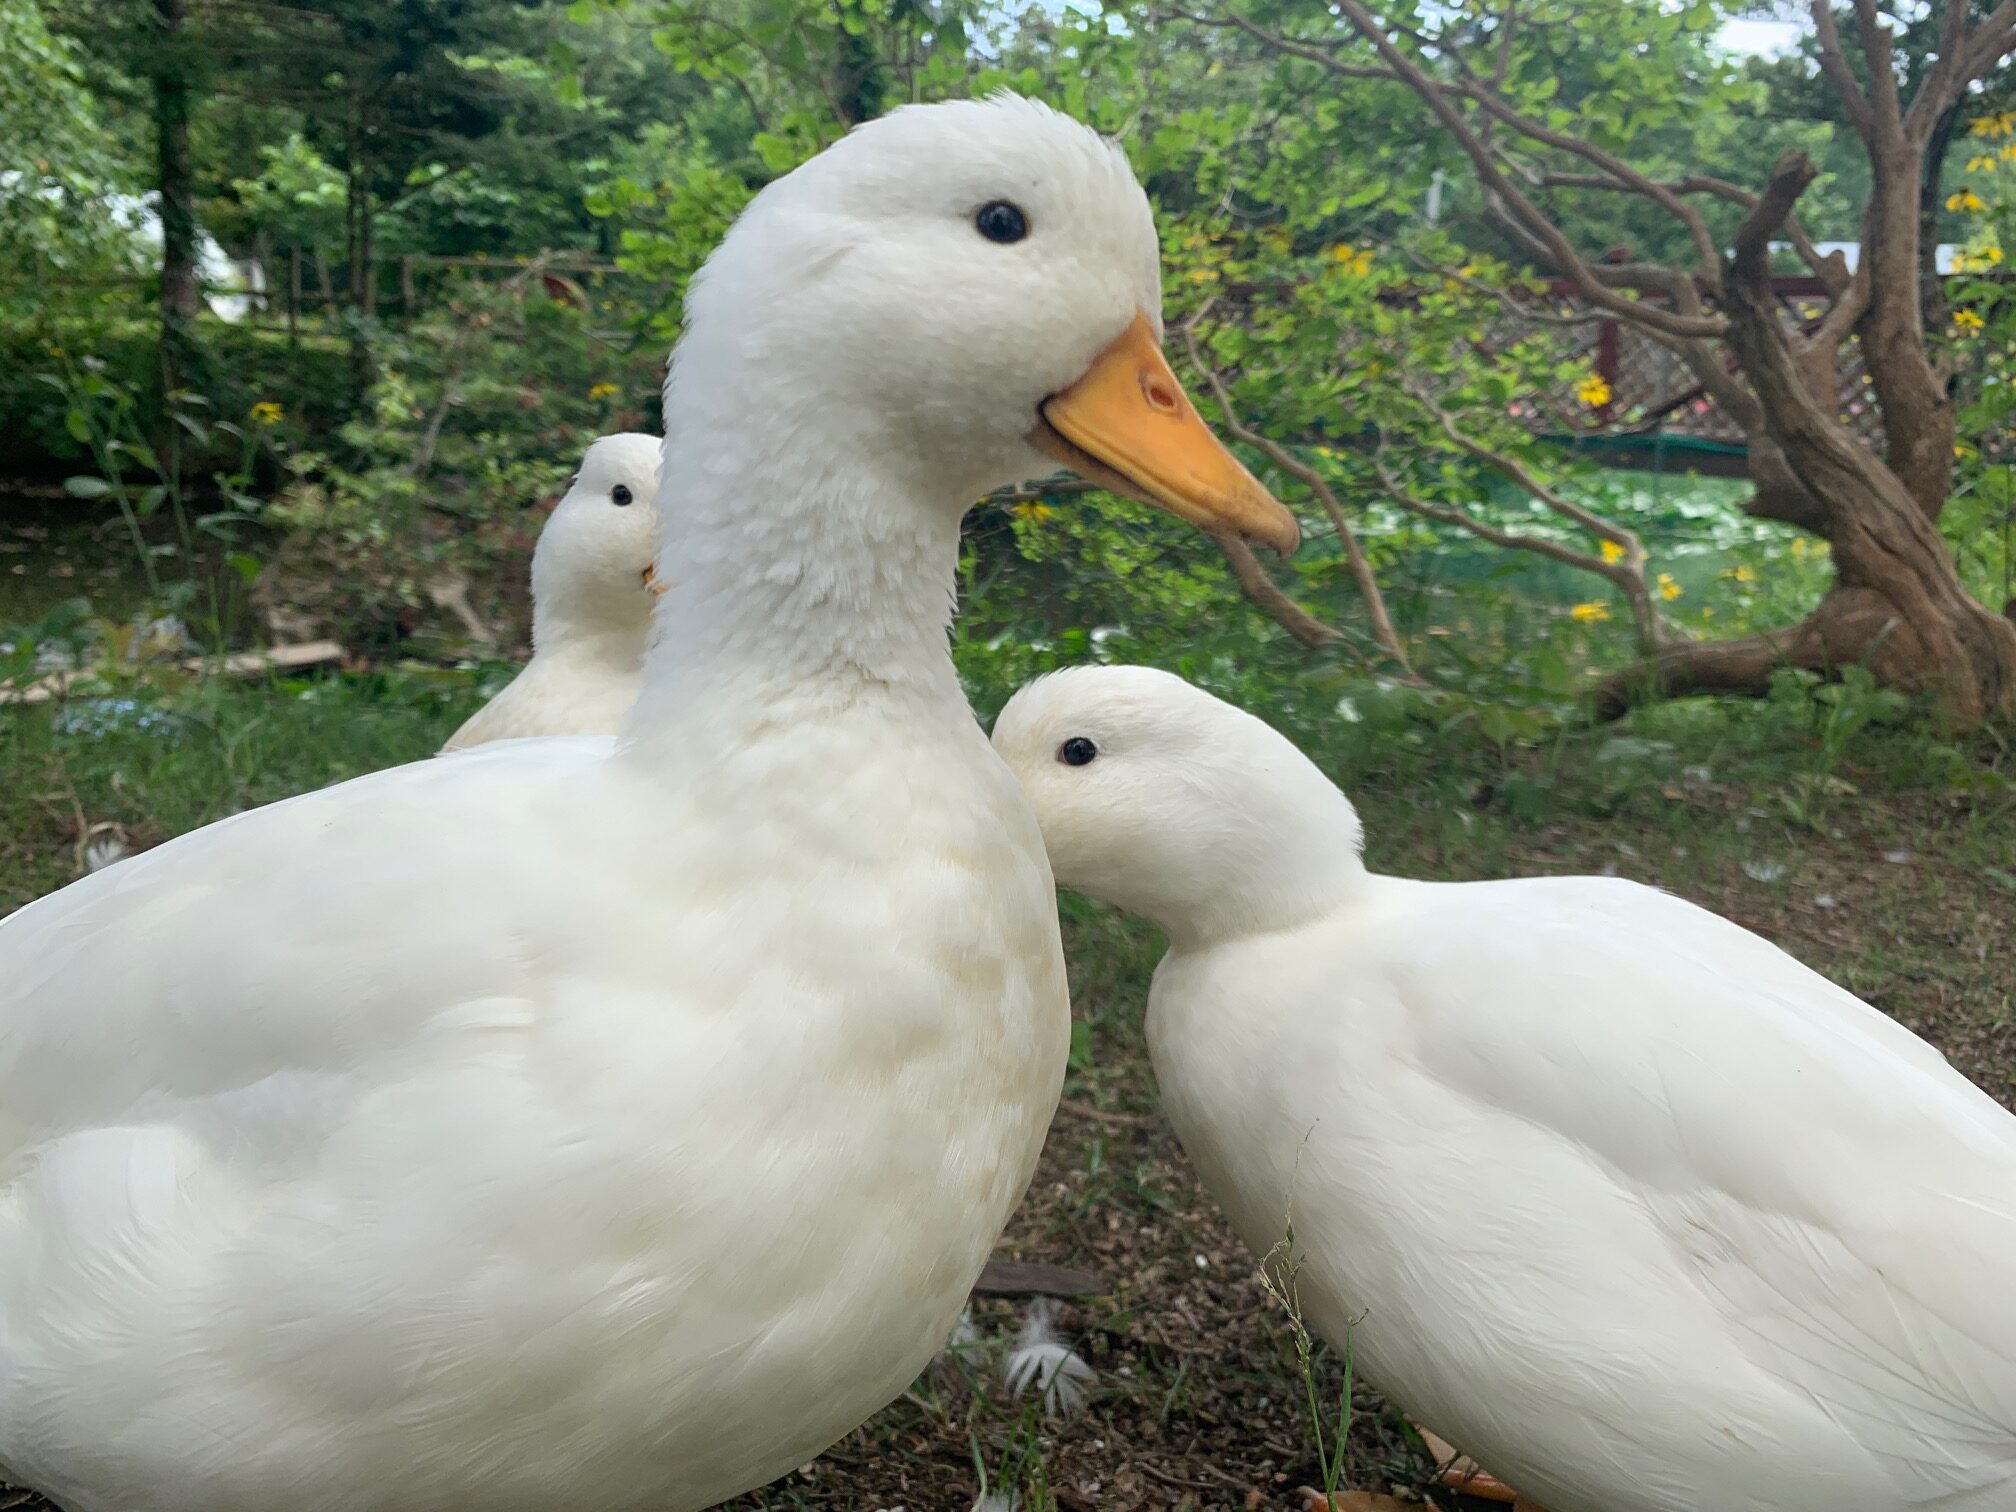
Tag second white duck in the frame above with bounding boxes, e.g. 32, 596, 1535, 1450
441, 430, 665, 751
994, 664, 2016, 1512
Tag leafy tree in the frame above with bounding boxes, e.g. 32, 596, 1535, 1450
1172, 0, 2016, 726
580, 0, 982, 338
1, 0, 124, 274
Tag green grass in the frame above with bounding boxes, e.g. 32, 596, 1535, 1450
0, 667, 470, 907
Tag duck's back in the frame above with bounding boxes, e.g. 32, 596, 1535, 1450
1151, 873, 2016, 1512
440, 650, 641, 751
0, 713, 1068, 1512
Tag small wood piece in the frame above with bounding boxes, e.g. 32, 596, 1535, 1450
0, 641, 346, 707
970, 1259, 1104, 1298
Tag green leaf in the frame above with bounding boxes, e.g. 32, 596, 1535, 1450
64, 408, 91, 443
62, 474, 111, 499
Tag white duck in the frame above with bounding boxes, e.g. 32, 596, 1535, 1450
0, 100, 1295, 1512
993, 664, 2016, 1512
441, 432, 666, 752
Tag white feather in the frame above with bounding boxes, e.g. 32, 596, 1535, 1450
80, 838, 128, 875
1002, 1298, 1093, 1418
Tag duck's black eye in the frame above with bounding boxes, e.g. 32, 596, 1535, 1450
975, 200, 1029, 244
1059, 736, 1098, 767
611, 484, 634, 507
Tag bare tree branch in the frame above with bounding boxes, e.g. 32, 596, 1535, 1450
1214, 532, 1351, 652
1540, 171, 1846, 295
1185, 1, 1726, 340
1158, 8, 1397, 81
1398, 387, 1667, 650
1813, 0, 1875, 141
1811, 248, 1873, 360
1732, 150, 1820, 269
1425, 84, 1724, 284
1906, 0, 1976, 143
1366, 452, 1665, 654
1180, 317, 1414, 672
1850, 0, 1908, 148
1958, 1, 2016, 83
1404, 251, 1608, 327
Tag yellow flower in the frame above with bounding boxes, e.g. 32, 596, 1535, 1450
1569, 600, 1611, 623
1947, 190, 1987, 213
1968, 154, 1997, 173
2003, 142, 2016, 162
1185, 267, 1220, 284
1657, 572, 1683, 601
249, 401, 283, 425
1599, 539, 1626, 565
588, 381, 620, 401
1968, 110, 2016, 138
1791, 536, 1807, 557
1722, 563, 1759, 584
1954, 309, 1985, 332
1329, 244, 1374, 277
1957, 443, 1978, 460
1575, 375, 1613, 408
1011, 502, 1055, 523
1983, 246, 2005, 265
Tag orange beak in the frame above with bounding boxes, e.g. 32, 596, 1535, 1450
643, 563, 670, 596
1028, 312, 1299, 555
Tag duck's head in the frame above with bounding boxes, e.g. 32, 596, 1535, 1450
531, 433, 668, 637
670, 94, 1298, 555
992, 666, 1364, 943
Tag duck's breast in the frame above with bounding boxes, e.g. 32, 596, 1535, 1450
0, 715, 1069, 1512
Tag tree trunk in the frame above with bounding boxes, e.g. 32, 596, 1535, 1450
342, 85, 375, 395
153, 0, 200, 385
1601, 156, 2016, 726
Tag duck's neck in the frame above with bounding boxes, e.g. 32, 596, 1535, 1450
627, 412, 970, 737
531, 603, 649, 673
1166, 819, 1369, 953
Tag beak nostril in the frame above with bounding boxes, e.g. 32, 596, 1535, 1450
1142, 375, 1180, 413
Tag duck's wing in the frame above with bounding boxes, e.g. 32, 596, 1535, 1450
1390, 875, 2016, 1507
0, 735, 619, 1157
